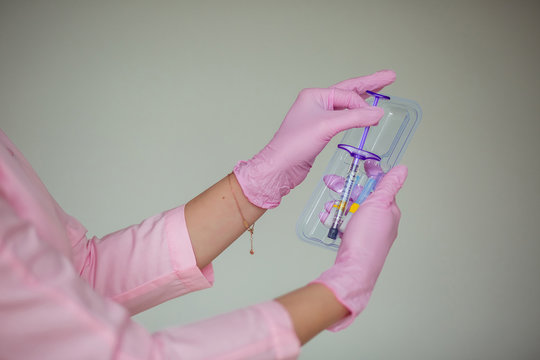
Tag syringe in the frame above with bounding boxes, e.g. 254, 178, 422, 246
327, 90, 390, 240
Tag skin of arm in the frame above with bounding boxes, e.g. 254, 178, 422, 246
184, 173, 266, 269
184, 173, 349, 345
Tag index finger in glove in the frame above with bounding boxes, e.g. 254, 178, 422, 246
331, 70, 396, 98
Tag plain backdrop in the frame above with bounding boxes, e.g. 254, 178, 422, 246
1, 1, 539, 359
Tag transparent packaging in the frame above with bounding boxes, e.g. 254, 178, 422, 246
296, 92, 422, 250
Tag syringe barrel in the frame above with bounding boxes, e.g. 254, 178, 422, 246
327, 157, 361, 239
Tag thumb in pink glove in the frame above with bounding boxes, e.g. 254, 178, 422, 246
312, 165, 408, 331
234, 70, 396, 209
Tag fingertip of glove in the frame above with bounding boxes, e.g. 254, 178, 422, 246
378, 165, 408, 194
369, 70, 396, 85
361, 106, 384, 117
365, 107, 384, 122
372, 106, 385, 114
391, 165, 408, 187
375, 69, 396, 81
354, 70, 396, 94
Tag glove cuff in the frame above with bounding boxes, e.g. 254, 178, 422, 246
233, 156, 292, 209
310, 267, 374, 331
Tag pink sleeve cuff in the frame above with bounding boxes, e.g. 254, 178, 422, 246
257, 301, 302, 359
154, 301, 301, 359
166, 205, 215, 288
111, 205, 214, 314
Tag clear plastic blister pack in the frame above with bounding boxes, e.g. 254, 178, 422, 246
296, 91, 422, 250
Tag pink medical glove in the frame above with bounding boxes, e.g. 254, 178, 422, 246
234, 70, 396, 208
312, 165, 408, 331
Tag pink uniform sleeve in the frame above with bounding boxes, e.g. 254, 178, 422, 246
0, 128, 213, 315
0, 197, 301, 360
71, 205, 215, 315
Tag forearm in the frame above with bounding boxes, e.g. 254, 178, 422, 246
185, 173, 266, 269
275, 283, 349, 345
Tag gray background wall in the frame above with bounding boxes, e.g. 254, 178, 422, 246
1, 1, 539, 359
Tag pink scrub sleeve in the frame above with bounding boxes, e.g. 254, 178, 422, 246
0, 128, 213, 315
0, 197, 301, 359
71, 204, 215, 315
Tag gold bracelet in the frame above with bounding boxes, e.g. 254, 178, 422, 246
228, 173, 255, 255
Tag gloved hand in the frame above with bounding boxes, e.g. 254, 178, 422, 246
312, 165, 408, 331
234, 70, 396, 208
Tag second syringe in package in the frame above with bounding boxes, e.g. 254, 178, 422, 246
296, 90, 422, 250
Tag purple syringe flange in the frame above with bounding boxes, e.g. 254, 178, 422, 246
337, 144, 381, 161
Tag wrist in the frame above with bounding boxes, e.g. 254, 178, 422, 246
311, 264, 375, 331
275, 283, 349, 345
